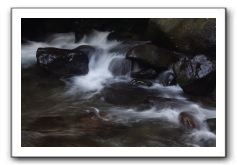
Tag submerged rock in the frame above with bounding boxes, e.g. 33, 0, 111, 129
173, 55, 216, 96
102, 82, 155, 106
179, 111, 199, 129
126, 44, 180, 71
36, 45, 92, 76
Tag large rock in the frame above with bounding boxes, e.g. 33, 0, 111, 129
146, 18, 216, 58
126, 44, 180, 71
36, 45, 93, 76
173, 54, 216, 96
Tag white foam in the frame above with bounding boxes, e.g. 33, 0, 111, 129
106, 107, 181, 125
66, 31, 124, 95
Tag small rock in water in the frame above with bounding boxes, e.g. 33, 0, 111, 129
130, 79, 153, 87
158, 70, 176, 86
179, 111, 199, 129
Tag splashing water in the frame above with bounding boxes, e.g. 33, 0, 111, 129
66, 31, 128, 95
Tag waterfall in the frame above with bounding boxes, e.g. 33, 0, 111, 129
67, 31, 132, 95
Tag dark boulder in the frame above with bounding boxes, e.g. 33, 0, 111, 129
158, 70, 176, 86
146, 18, 216, 58
126, 44, 180, 71
173, 55, 216, 96
36, 46, 91, 76
179, 111, 199, 129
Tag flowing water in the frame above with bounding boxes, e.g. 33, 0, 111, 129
21, 31, 216, 147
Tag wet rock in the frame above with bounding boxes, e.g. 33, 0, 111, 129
173, 55, 216, 96
126, 44, 180, 71
109, 58, 131, 76
146, 18, 216, 58
158, 70, 176, 86
130, 79, 153, 87
131, 68, 157, 79
36, 46, 89, 76
179, 111, 199, 129
206, 118, 216, 133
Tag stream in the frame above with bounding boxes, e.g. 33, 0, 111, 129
21, 31, 216, 147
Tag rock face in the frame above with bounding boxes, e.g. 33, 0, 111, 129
173, 55, 216, 96
146, 18, 216, 58
36, 45, 92, 76
126, 44, 180, 71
